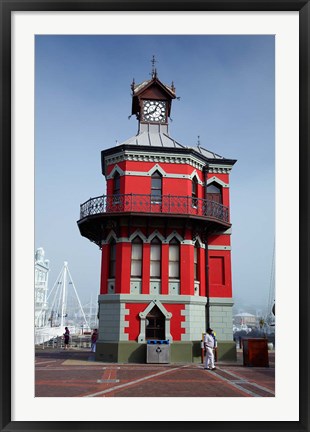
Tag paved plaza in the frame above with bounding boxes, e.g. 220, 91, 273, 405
35, 348, 275, 398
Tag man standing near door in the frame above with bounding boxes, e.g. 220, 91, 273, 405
204, 328, 216, 370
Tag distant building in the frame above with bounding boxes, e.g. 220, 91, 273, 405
35, 247, 49, 327
234, 312, 257, 328
78, 65, 237, 362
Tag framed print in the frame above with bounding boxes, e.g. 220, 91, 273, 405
1, 1, 309, 431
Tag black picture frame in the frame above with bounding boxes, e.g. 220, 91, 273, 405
1, 1, 309, 431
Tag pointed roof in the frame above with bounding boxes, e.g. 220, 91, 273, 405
121, 129, 224, 160
131, 72, 176, 118
131, 75, 176, 99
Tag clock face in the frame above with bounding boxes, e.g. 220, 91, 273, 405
142, 100, 166, 123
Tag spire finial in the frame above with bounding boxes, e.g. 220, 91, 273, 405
131, 77, 135, 93
197, 135, 201, 147
151, 55, 157, 78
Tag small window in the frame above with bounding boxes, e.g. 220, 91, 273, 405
113, 172, 120, 196
131, 237, 143, 278
192, 177, 198, 207
151, 171, 162, 204
112, 172, 121, 206
169, 238, 180, 279
109, 239, 116, 278
150, 237, 161, 278
207, 182, 222, 203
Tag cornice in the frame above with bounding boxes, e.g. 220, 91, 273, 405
208, 165, 233, 174
105, 150, 206, 171
104, 149, 233, 174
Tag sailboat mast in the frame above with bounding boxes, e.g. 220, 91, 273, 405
66, 266, 90, 329
60, 262, 67, 327
89, 294, 93, 328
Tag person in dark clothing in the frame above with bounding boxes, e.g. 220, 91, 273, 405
63, 327, 70, 350
91, 329, 98, 352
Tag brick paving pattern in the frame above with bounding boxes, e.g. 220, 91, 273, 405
35, 348, 275, 398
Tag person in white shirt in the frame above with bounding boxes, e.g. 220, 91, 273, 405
204, 327, 216, 370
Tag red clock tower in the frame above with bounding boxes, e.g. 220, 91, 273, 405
78, 65, 237, 363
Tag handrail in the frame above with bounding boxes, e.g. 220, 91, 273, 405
79, 194, 229, 224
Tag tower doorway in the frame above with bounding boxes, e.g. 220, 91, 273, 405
145, 305, 165, 340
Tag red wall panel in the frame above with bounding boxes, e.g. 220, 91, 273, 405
164, 304, 186, 341
115, 242, 131, 294
207, 173, 229, 184
208, 250, 232, 298
124, 303, 148, 341
198, 247, 206, 297
124, 302, 186, 341
209, 257, 225, 285
180, 244, 194, 295
208, 234, 231, 246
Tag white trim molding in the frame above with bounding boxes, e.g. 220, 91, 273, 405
208, 245, 231, 250
165, 231, 183, 244
148, 230, 166, 243
107, 164, 125, 179
102, 230, 117, 245
193, 235, 205, 248
129, 229, 148, 243
207, 176, 229, 188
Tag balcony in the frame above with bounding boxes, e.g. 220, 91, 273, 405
79, 194, 229, 224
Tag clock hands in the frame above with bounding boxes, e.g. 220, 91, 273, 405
147, 106, 158, 115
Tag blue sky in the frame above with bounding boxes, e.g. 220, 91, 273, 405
35, 35, 275, 313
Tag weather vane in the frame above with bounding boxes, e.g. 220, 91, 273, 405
151, 55, 158, 78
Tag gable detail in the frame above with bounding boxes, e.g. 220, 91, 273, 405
207, 176, 229, 188
138, 299, 173, 343
107, 164, 125, 179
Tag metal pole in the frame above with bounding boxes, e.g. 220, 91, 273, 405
67, 266, 90, 329
205, 239, 210, 330
203, 165, 210, 331
60, 262, 67, 328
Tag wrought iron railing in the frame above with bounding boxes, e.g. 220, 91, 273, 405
80, 194, 229, 224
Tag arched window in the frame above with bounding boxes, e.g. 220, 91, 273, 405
194, 242, 200, 281
150, 237, 161, 278
131, 237, 143, 278
192, 177, 198, 207
169, 238, 180, 279
151, 171, 162, 204
109, 239, 116, 278
207, 182, 222, 203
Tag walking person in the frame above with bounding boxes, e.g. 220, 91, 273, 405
91, 328, 98, 353
204, 327, 216, 370
63, 326, 70, 350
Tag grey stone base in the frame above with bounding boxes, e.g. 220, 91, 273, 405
216, 341, 237, 361
95, 340, 236, 363
96, 341, 146, 363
